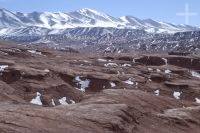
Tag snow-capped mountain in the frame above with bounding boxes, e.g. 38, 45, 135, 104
0, 8, 200, 54
0, 8, 199, 35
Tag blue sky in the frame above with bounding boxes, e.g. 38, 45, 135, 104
0, 0, 199, 26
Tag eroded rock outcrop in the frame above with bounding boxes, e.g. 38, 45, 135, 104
0, 41, 200, 133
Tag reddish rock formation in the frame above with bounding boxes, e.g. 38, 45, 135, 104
0, 41, 200, 132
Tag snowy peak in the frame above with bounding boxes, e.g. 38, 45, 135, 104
79, 8, 103, 16
78, 8, 119, 22
120, 16, 144, 28
0, 8, 25, 27
73, 8, 123, 28
143, 19, 162, 27
0, 8, 199, 34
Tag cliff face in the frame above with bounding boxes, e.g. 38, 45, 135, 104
0, 41, 200, 133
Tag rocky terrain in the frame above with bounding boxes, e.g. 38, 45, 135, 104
0, 40, 200, 132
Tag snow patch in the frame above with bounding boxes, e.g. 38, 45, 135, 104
173, 91, 182, 100
27, 50, 42, 55
51, 99, 56, 106
122, 64, 132, 67
156, 69, 161, 72
123, 78, 134, 85
162, 58, 168, 65
148, 68, 153, 71
70, 100, 76, 104
83, 60, 89, 63
58, 97, 75, 105
44, 69, 50, 73
110, 82, 116, 87
191, 71, 200, 79
0, 65, 8, 72
97, 59, 107, 62
30, 92, 42, 106
59, 97, 69, 105
75, 76, 90, 92
165, 70, 171, 74
154, 90, 160, 96
195, 98, 200, 104
104, 63, 118, 67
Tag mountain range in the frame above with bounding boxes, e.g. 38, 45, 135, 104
0, 8, 200, 54
0, 8, 199, 35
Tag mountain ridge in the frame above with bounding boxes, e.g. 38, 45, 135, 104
0, 8, 200, 34
0, 8, 200, 55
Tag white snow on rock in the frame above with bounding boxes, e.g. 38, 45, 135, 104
0, 51, 8, 55
165, 70, 171, 74
162, 58, 168, 65
117, 71, 120, 75
191, 71, 200, 79
110, 82, 116, 87
44, 69, 50, 73
59, 97, 75, 105
70, 100, 76, 104
104, 63, 118, 67
75, 87, 85, 92
0, 65, 8, 72
148, 68, 153, 71
83, 60, 89, 63
51, 99, 56, 106
123, 78, 134, 85
154, 90, 160, 96
122, 64, 132, 67
75, 76, 90, 92
59, 97, 69, 105
195, 98, 200, 104
30, 92, 42, 106
173, 91, 182, 100
156, 69, 161, 72
97, 59, 107, 62
27, 50, 42, 55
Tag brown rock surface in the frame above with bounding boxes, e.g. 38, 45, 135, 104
0, 41, 200, 132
